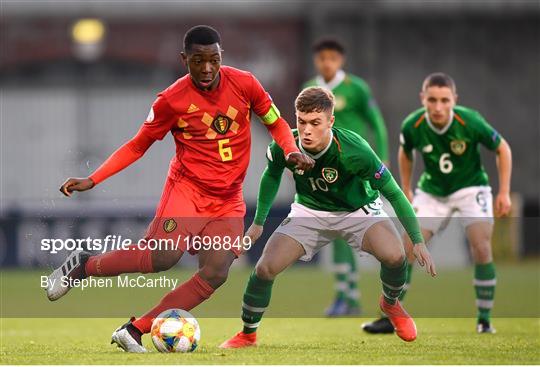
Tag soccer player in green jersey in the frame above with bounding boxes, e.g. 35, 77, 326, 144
219, 87, 436, 348
362, 73, 512, 334
304, 38, 389, 316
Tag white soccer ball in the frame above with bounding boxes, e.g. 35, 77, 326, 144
151, 309, 201, 353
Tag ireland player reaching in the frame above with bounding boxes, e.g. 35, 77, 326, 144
362, 73, 512, 334
220, 87, 436, 348
304, 38, 389, 316
45, 25, 314, 353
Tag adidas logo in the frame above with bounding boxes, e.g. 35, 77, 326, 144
187, 104, 199, 113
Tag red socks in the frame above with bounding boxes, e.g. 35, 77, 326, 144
84, 245, 154, 276
132, 273, 214, 333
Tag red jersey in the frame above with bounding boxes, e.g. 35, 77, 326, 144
141, 66, 276, 197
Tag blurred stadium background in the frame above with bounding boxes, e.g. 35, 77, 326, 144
1, 0, 539, 272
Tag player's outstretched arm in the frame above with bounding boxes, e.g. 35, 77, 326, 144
59, 128, 156, 197
398, 146, 414, 202
264, 118, 314, 171
380, 176, 436, 277
494, 138, 512, 217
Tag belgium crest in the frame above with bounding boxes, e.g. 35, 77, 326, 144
322, 167, 339, 183
163, 219, 177, 233
450, 140, 467, 155
212, 114, 232, 134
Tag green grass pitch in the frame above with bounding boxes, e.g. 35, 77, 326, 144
1, 262, 539, 364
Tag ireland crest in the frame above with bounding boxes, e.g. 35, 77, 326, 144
450, 140, 467, 155
322, 167, 338, 183
212, 114, 232, 134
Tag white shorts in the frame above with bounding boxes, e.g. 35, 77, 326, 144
274, 198, 391, 261
413, 186, 494, 234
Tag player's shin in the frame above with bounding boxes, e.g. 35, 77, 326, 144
474, 262, 496, 323
132, 273, 214, 334
398, 263, 413, 302
380, 260, 407, 304
242, 271, 274, 334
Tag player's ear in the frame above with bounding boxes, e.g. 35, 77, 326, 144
180, 52, 188, 67
329, 114, 335, 126
454, 93, 459, 103
419, 91, 424, 104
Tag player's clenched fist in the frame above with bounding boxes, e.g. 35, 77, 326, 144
245, 223, 264, 244
59, 177, 95, 197
285, 152, 315, 172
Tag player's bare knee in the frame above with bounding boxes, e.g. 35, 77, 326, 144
383, 252, 406, 268
471, 241, 492, 263
255, 262, 276, 281
198, 266, 229, 289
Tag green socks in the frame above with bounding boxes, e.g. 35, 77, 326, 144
380, 259, 408, 304
474, 262, 496, 322
242, 271, 274, 334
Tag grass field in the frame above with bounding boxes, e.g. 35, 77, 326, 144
1, 262, 539, 364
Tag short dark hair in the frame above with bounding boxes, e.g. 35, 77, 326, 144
312, 38, 345, 55
183, 25, 221, 52
295, 87, 335, 115
422, 72, 457, 94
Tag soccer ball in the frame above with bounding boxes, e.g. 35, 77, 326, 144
151, 309, 201, 353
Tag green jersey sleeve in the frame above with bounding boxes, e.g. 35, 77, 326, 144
354, 79, 389, 162
400, 113, 419, 158
349, 137, 392, 190
253, 142, 287, 225
470, 110, 502, 151
379, 176, 424, 244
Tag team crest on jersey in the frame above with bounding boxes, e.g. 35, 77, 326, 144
212, 114, 232, 135
163, 219, 177, 233
322, 167, 339, 183
450, 140, 467, 155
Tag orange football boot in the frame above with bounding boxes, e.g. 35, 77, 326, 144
379, 296, 417, 342
219, 331, 257, 349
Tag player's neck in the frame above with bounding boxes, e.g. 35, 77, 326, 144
301, 130, 333, 158
425, 109, 454, 133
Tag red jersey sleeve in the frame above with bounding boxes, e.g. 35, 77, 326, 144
140, 95, 178, 141
249, 74, 278, 123
247, 74, 299, 156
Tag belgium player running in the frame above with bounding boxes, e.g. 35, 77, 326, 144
46, 25, 314, 353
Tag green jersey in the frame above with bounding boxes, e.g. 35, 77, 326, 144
266, 127, 391, 212
304, 71, 389, 161
400, 105, 502, 197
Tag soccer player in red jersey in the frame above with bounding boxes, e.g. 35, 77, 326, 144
46, 25, 314, 353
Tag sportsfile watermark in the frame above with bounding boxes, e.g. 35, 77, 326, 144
40, 235, 253, 254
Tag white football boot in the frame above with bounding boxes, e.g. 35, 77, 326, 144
111, 318, 147, 353
45, 250, 90, 301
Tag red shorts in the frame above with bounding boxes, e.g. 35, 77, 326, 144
144, 177, 246, 257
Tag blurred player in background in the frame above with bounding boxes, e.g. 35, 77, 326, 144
46, 25, 314, 353
219, 87, 435, 348
303, 38, 389, 316
363, 72, 512, 334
